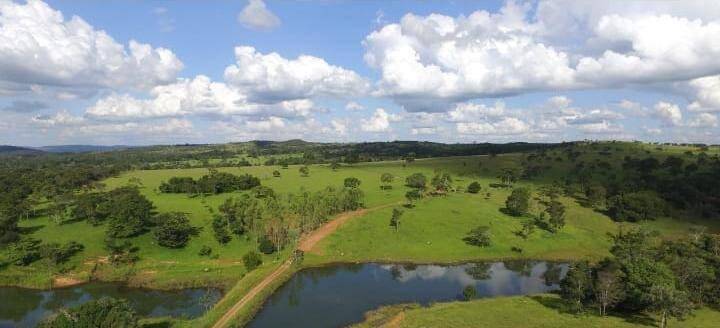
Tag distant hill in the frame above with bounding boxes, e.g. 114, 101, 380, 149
0, 145, 44, 156
37, 145, 131, 153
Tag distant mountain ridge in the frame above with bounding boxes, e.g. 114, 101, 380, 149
37, 145, 131, 153
0, 145, 44, 156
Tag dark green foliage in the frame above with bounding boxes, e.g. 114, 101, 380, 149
343, 177, 361, 189
258, 236, 276, 254
560, 261, 593, 313
405, 189, 423, 206
462, 285, 477, 301
104, 187, 155, 238
380, 173, 394, 189
39, 241, 84, 265
430, 172, 452, 192
159, 172, 260, 194
71, 193, 109, 225
607, 191, 666, 222
272, 170, 281, 177
104, 238, 139, 265
505, 187, 531, 216
39, 297, 138, 328
243, 251, 262, 271
405, 173, 427, 189
390, 208, 403, 232
198, 245, 212, 257
9, 238, 42, 266
463, 226, 491, 247
299, 166, 310, 177
211, 216, 232, 244
546, 200, 566, 232
584, 185, 606, 208
153, 212, 197, 248
252, 185, 275, 199
466, 181, 481, 194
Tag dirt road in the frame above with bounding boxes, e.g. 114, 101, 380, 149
211, 204, 391, 328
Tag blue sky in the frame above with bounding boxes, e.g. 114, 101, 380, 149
0, 0, 719, 146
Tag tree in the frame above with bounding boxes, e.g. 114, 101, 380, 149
39, 297, 139, 328
467, 181, 481, 194
405, 189, 423, 206
607, 191, 666, 222
585, 185, 607, 208
546, 200, 566, 232
593, 260, 624, 316
104, 238, 139, 265
462, 285, 477, 301
153, 212, 197, 248
463, 226, 491, 247
647, 285, 692, 328
498, 168, 519, 186
105, 187, 155, 238
505, 187, 531, 216
390, 208, 403, 232
516, 220, 535, 239
243, 251, 263, 271
380, 173, 394, 190
258, 236, 276, 254
405, 173, 427, 190
430, 172, 453, 193
299, 166, 310, 177
344, 177, 361, 189
272, 170, 281, 177
560, 261, 593, 313
211, 216, 232, 244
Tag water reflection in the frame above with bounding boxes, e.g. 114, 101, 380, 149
249, 261, 568, 328
0, 283, 222, 328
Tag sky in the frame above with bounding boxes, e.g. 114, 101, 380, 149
0, 0, 719, 146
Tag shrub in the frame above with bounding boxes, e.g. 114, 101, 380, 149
258, 236, 276, 254
462, 285, 477, 301
463, 226, 491, 247
39, 297, 138, 328
243, 251, 262, 271
199, 246, 212, 257
153, 212, 197, 248
505, 187, 531, 216
467, 181, 481, 194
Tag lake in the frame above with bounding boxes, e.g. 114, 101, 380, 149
248, 261, 568, 328
0, 282, 221, 328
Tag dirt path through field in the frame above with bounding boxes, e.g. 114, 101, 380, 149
212, 203, 394, 328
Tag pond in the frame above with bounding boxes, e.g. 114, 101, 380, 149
249, 261, 568, 328
0, 282, 222, 328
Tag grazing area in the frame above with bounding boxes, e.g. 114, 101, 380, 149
1, 140, 720, 327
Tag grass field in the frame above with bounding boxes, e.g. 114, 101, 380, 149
351, 294, 720, 328
3, 142, 720, 327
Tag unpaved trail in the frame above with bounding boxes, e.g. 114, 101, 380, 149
212, 203, 394, 328
211, 260, 291, 328
384, 312, 405, 328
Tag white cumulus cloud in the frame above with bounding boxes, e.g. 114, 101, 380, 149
237, 0, 280, 30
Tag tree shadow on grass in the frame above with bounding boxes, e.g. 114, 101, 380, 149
18, 224, 45, 234
528, 295, 656, 327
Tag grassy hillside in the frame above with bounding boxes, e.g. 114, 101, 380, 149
351, 294, 720, 328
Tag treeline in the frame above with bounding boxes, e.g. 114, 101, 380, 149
213, 182, 364, 256
560, 228, 720, 328
159, 170, 260, 194
521, 142, 720, 220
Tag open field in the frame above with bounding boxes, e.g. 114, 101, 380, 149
351, 294, 720, 328
2, 142, 720, 327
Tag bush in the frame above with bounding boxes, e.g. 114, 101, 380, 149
344, 177, 361, 189
467, 181, 481, 194
607, 191, 666, 222
505, 187, 531, 216
153, 212, 197, 248
39, 297, 138, 328
211, 216, 231, 244
199, 246, 212, 257
462, 285, 477, 301
258, 236, 276, 254
463, 226, 491, 247
405, 173, 427, 189
243, 251, 262, 271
